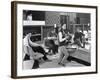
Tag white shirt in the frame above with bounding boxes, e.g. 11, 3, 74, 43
23, 34, 30, 47
58, 32, 66, 42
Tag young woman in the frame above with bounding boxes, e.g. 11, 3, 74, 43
58, 24, 70, 66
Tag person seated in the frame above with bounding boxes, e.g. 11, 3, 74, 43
83, 30, 88, 44
58, 24, 72, 66
23, 44, 44, 69
45, 27, 58, 54
23, 33, 50, 69
28, 33, 51, 61
44, 39, 58, 54
47, 27, 57, 39
73, 29, 84, 48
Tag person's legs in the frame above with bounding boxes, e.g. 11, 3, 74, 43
36, 46, 51, 60
60, 46, 69, 65
23, 54, 30, 61
74, 39, 83, 48
58, 46, 64, 64
83, 42, 85, 48
32, 46, 45, 53
58, 46, 69, 65
31, 46, 49, 60
51, 45, 58, 54
32, 60, 39, 69
47, 40, 55, 54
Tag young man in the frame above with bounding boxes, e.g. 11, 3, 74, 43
73, 28, 84, 48
23, 33, 50, 69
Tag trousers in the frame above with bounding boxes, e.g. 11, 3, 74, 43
58, 46, 69, 64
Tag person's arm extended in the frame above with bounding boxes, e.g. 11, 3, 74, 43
58, 32, 67, 42
28, 37, 40, 47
